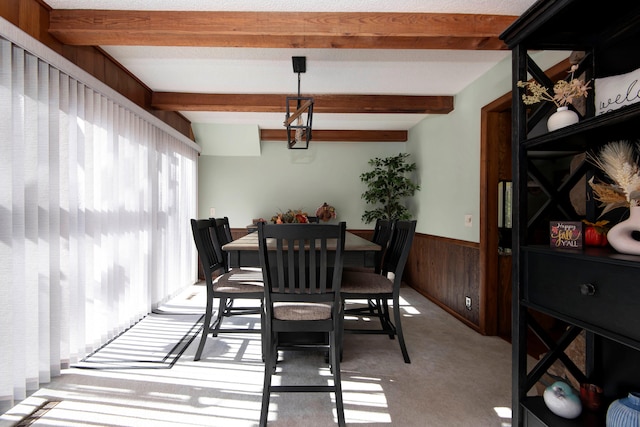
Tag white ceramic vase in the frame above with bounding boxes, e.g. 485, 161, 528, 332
543, 381, 582, 419
547, 106, 579, 131
607, 206, 640, 255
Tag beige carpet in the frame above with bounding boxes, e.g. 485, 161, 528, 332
74, 313, 203, 369
1, 283, 513, 427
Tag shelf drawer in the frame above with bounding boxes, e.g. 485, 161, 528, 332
524, 249, 640, 344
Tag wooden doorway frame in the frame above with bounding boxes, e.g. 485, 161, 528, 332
479, 59, 571, 337
479, 92, 513, 336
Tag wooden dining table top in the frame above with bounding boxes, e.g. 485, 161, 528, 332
222, 230, 381, 252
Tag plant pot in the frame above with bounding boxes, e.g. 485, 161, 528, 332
547, 106, 579, 131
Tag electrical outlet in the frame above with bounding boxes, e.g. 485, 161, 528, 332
209, 207, 216, 217
465, 296, 472, 311
464, 214, 473, 227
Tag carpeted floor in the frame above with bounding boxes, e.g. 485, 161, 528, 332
1, 283, 513, 427
74, 313, 203, 369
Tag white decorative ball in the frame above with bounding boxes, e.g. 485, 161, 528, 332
543, 381, 582, 419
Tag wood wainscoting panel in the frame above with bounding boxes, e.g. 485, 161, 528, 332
405, 233, 482, 332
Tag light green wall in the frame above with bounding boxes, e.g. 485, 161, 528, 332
407, 50, 569, 241
197, 141, 406, 228
197, 50, 569, 236
193, 123, 261, 156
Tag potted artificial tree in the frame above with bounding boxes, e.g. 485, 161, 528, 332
360, 153, 420, 224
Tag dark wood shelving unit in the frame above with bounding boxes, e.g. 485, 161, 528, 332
500, 1, 640, 425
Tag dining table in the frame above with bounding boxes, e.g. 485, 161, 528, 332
222, 230, 381, 269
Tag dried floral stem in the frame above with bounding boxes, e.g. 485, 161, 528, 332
587, 141, 640, 203
517, 65, 590, 108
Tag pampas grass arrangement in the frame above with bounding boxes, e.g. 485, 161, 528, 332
587, 140, 640, 212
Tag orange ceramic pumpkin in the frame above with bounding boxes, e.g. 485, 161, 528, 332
584, 225, 608, 247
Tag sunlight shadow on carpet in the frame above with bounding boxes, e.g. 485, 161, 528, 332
74, 313, 203, 369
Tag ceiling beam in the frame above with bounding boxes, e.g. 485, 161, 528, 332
260, 129, 407, 142
49, 10, 515, 50
152, 93, 453, 114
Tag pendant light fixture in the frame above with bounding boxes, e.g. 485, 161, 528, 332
284, 56, 314, 149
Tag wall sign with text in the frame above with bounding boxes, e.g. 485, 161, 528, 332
595, 67, 640, 115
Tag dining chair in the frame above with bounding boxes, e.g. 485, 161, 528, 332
210, 216, 234, 271
190, 218, 264, 361
344, 218, 394, 274
257, 221, 347, 427
341, 219, 417, 364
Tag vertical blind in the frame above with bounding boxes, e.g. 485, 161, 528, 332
0, 28, 199, 413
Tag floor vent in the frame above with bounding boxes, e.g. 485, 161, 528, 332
15, 400, 61, 426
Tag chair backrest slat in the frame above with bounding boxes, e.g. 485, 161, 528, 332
381, 220, 417, 280
258, 222, 346, 302
210, 217, 233, 272
372, 219, 395, 273
191, 218, 227, 282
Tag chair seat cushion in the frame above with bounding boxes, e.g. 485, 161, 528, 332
341, 271, 393, 294
213, 269, 264, 293
273, 302, 332, 321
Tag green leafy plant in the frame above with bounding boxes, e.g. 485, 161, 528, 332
360, 153, 420, 224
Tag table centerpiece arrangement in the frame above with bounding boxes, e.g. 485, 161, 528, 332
271, 209, 310, 224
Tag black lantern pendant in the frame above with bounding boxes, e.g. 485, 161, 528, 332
284, 56, 314, 149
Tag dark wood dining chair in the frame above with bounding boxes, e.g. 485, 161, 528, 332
344, 218, 394, 274
341, 219, 417, 363
210, 216, 234, 271
190, 218, 264, 361
257, 222, 347, 427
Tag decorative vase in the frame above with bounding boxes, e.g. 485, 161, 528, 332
543, 381, 582, 419
607, 392, 640, 426
547, 106, 579, 131
607, 206, 640, 256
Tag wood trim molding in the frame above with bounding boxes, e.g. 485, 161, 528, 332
479, 92, 512, 336
478, 57, 571, 336
49, 10, 516, 50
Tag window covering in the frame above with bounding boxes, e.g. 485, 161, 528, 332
0, 19, 199, 413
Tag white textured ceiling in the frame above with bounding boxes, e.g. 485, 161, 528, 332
43, 0, 539, 132
43, 0, 535, 14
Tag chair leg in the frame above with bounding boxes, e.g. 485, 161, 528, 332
330, 329, 346, 427
366, 298, 377, 316
260, 302, 266, 363
211, 297, 228, 336
366, 298, 384, 331
338, 302, 345, 362
392, 296, 411, 364
380, 299, 396, 339
194, 296, 214, 361
260, 331, 276, 427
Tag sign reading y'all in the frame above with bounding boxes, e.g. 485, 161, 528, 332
550, 221, 583, 249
